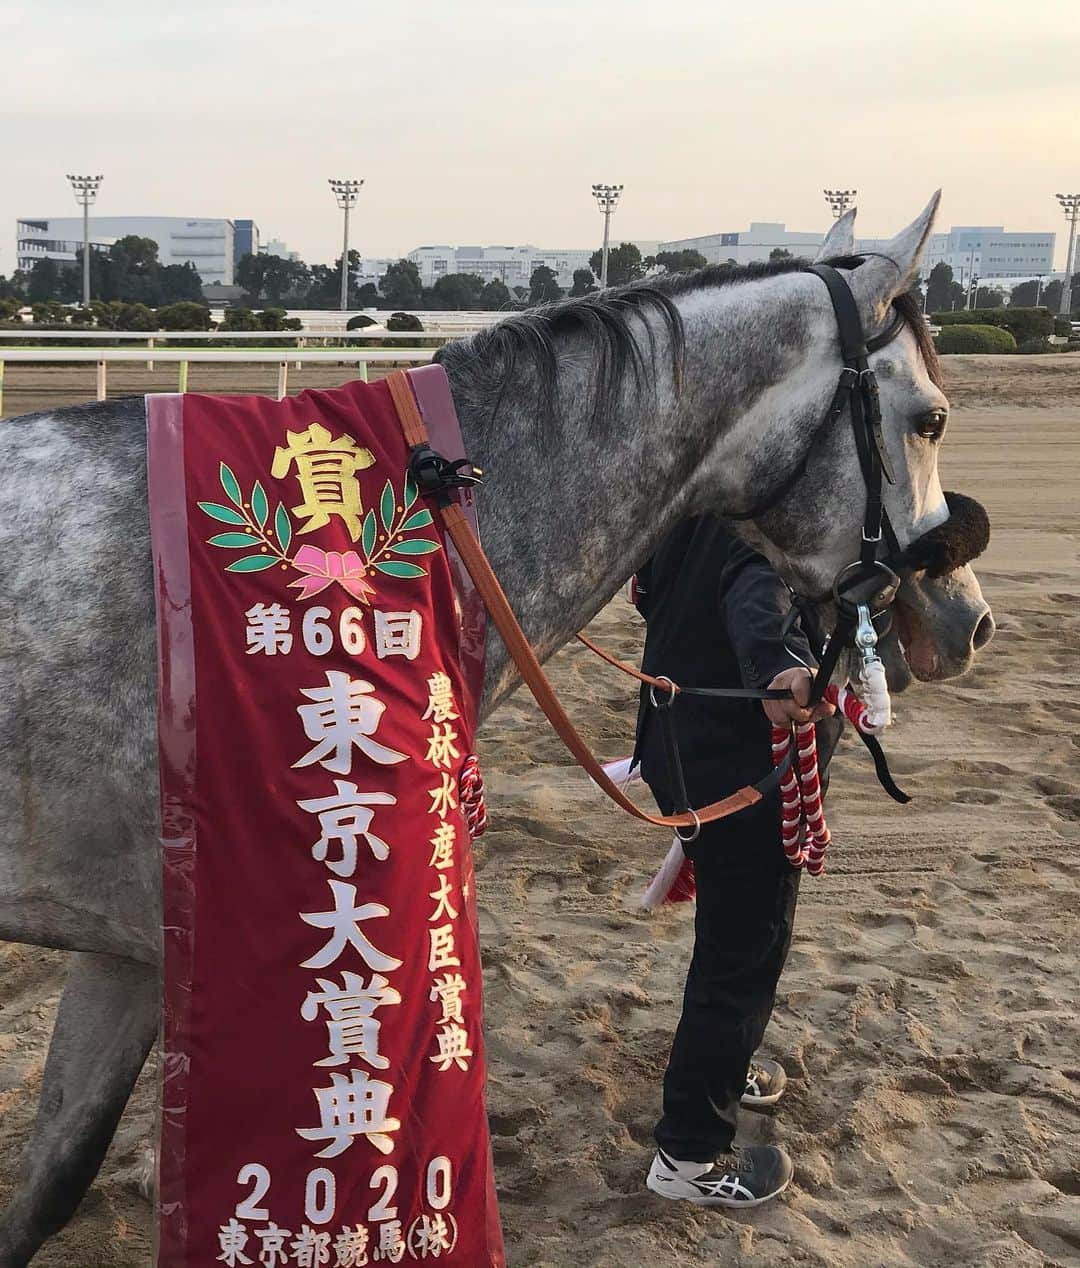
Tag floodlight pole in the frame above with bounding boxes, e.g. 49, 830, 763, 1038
823, 188, 856, 220
66, 174, 103, 307
1056, 194, 1080, 318
328, 178, 363, 311
591, 183, 624, 288
965, 247, 977, 309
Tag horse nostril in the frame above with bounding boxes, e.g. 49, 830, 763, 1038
971, 610, 995, 651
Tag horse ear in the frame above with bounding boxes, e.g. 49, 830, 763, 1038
814, 208, 856, 262
850, 191, 941, 326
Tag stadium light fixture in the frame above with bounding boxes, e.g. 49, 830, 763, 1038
823, 189, 856, 220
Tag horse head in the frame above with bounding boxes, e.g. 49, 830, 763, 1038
711, 193, 994, 686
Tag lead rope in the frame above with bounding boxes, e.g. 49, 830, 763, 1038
772, 683, 885, 875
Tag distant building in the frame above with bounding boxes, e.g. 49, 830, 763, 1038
658, 222, 825, 267
260, 237, 301, 261
356, 242, 661, 293
407, 244, 596, 291
921, 227, 1056, 286
658, 221, 1057, 287
234, 219, 260, 264
16, 215, 236, 285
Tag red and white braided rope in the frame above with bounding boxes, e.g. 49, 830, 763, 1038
771, 682, 882, 876
459, 754, 488, 839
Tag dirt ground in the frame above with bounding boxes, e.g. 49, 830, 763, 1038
0, 354, 1078, 1266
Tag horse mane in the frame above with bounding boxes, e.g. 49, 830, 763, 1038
435, 256, 939, 426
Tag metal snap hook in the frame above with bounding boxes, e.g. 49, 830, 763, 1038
675, 811, 701, 844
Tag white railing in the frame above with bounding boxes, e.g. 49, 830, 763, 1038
0, 346, 438, 414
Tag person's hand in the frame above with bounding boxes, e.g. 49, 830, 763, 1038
762, 667, 836, 727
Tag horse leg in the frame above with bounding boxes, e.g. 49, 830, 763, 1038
0, 951, 158, 1268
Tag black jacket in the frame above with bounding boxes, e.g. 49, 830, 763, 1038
633, 516, 842, 806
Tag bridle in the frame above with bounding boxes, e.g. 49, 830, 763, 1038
381, 262, 989, 839
726, 263, 988, 713
724, 263, 910, 714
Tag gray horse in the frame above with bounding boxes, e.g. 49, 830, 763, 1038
0, 194, 992, 1264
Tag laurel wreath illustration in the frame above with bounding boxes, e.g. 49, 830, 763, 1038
198, 461, 440, 590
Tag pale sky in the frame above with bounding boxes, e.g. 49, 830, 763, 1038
3, 0, 1078, 274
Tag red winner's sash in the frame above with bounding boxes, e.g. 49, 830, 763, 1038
148, 375, 502, 1267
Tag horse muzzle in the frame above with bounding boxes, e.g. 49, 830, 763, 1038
893, 565, 994, 681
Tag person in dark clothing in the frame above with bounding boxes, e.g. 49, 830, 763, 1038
634, 516, 841, 1208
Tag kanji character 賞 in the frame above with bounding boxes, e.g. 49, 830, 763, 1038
301, 880, 403, 973
301, 970, 402, 1069
289, 1223, 333, 1267
296, 1069, 400, 1158
373, 1220, 405, 1263
427, 923, 460, 972
331, 1224, 370, 1267
373, 610, 422, 661
295, 672, 408, 774
427, 773, 458, 818
216, 1217, 253, 1266
297, 781, 397, 875
428, 822, 456, 870
271, 422, 375, 540
422, 672, 459, 724
428, 873, 458, 923
245, 602, 292, 656
430, 1021, 473, 1073
424, 723, 460, 771
429, 972, 468, 1025
254, 1222, 292, 1268
408, 1213, 455, 1258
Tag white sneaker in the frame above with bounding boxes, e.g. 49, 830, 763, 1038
646, 1144, 794, 1208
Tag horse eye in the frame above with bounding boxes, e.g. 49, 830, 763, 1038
917, 409, 948, 439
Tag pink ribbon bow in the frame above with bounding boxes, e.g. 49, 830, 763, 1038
289, 545, 377, 603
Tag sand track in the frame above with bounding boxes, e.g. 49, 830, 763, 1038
0, 358, 1077, 1266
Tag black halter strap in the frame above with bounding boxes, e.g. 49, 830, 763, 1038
807, 264, 897, 562
725, 265, 904, 527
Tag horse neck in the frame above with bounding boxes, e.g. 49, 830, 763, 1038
442, 281, 816, 710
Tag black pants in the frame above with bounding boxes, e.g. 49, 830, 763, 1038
651, 786, 800, 1162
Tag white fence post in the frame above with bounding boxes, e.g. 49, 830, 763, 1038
277, 362, 288, 400
96, 361, 107, 401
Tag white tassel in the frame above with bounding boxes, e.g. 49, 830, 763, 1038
640, 836, 687, 910
856, 656, 892, 731
597, 756, 641, 790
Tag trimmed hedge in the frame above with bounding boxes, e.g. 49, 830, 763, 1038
934, 324, 1017, 354
386, 312, 424, 332
932, 306, 1052, 345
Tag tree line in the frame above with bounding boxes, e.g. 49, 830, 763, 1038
13, 235, 1069, 324
924, 261, 1079, 315
1, 236, 715, 321
0, 236, 205, 309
